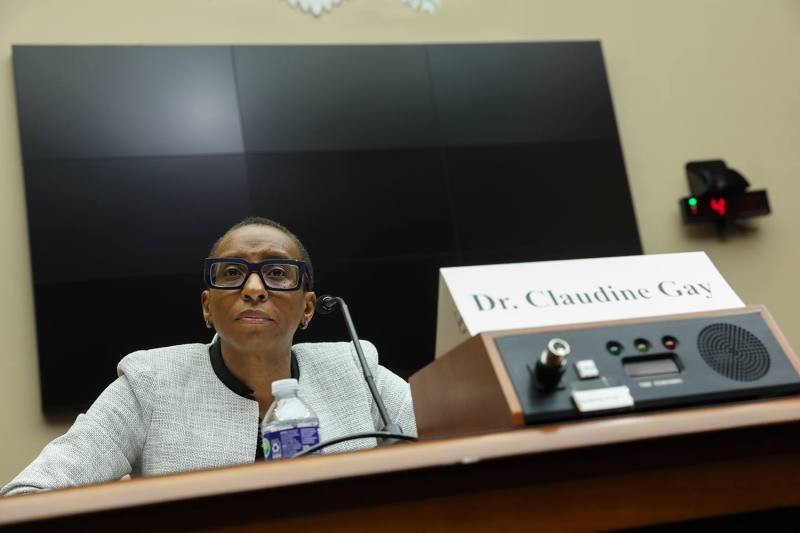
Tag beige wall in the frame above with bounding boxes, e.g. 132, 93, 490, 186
1, 0, 798, 484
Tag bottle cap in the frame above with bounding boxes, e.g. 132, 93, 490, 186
271, 378, 299, 396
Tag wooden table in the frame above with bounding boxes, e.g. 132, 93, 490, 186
3, 396, 800, 531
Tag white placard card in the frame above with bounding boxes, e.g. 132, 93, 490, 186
435, 252, 744, 357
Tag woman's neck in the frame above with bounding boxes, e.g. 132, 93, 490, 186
220, 340, 292, 418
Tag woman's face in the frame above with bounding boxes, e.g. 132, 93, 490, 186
201, 224, 316, 355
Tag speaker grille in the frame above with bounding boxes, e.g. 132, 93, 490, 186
697, 323, 770, 381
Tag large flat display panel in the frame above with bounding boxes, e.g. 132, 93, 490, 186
13, 43, 641, 411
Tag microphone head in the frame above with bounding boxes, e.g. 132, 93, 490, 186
316, 295, 340, 315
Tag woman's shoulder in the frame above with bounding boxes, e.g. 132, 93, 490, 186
292, 340, 379, 370
116, 342, 212, 380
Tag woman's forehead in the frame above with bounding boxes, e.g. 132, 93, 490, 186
215, 225, 300, 259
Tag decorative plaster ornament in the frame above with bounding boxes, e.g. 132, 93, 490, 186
286, 0, 440, 17
287, 0, 342, 17
404, 0, 440, 13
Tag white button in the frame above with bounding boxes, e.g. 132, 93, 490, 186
575, 359, 600, 379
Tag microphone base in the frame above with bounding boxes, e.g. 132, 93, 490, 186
379, 423, 406, 445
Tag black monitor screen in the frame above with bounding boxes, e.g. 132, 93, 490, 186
12, 42, 641, 412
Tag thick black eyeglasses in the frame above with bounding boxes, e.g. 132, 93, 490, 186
204, 258, 310, 291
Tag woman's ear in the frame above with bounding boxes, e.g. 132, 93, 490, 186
303, 291, 317, 327
201, 290, 212, 327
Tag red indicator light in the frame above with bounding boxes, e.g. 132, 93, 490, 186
710, 197, 726, 216
662, 336, 678, 350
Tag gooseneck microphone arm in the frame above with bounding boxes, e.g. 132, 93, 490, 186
316, 295, 405, 442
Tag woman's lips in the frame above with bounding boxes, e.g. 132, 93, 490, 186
236, 311, 274, 323
238, 316, 272, 324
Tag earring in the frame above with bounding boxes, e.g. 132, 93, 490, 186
205, 319, 213, 329
299, 320, 308, 331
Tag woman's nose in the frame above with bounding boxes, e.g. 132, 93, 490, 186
241, 272, 268, 300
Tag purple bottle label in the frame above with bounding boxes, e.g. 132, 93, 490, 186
263, 426, 320, 460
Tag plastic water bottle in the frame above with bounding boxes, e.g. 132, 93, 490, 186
261, 378, 320, 460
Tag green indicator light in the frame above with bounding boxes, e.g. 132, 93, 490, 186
606, 341, 623, 356
688, 197, 698, 207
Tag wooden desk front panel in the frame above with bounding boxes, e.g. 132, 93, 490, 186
3, 419, 800, 532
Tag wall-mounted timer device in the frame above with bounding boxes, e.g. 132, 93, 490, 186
680, 160, 770, 226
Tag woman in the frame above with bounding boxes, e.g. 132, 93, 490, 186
2, 217, 416, 495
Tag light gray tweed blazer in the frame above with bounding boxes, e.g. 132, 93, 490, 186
2, 340, 416, 496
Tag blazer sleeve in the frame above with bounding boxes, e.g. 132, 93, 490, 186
375, 364, 418, 437
1, 353, 156, 496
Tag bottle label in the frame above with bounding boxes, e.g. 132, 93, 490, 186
263, 425, 320, 460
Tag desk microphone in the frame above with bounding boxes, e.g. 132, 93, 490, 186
313, 294, 406, 446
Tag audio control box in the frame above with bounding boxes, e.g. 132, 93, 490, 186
410, 306, 800, 438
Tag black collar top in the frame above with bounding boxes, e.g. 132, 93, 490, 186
208, 338, 300, 460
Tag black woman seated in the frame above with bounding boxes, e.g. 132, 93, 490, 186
2, 217, 416, 495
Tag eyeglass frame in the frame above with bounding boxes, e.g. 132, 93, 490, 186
203, 257, 313, 291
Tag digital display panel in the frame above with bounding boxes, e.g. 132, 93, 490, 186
680, 191, 770, 223
13, 43, 641, 412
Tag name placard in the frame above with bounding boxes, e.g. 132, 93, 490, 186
435, 252, 744, 357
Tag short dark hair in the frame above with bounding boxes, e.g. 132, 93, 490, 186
210, 216, 314, 291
